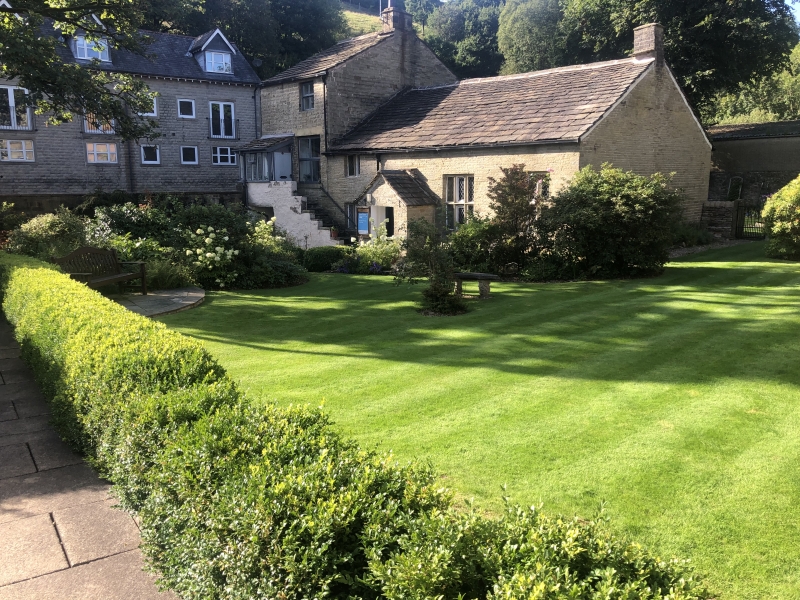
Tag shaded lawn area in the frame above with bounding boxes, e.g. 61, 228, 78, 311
160, 242, 800, 599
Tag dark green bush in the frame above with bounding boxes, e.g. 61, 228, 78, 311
0, 202, 26, 232
6, 208, 88, 260
672, 221, 714, 248
449, 215, 499, 273
763, 175, 800, 260
528, 165, 684, 281
304, 245, 354, 271
0, 252, 710, 600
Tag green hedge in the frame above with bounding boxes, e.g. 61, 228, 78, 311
303, 245, 354, 272
0, 252, 711, 600
763, 175, 800, 260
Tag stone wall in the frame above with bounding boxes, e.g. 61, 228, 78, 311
580, 66, 712, 221
0, 78, 257, 200
700, 201, 735, 239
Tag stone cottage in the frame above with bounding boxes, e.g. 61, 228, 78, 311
244, 8, 711, 245
0, 24, 260, 213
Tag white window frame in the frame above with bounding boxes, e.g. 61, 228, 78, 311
300, 82, 314, 111
139, 95, 157, 117
0, 139, 34, 162
75, 35, 110, 61
212, 146, 237, 166
205, 51, 232, 73
180, 146, 199, 165
346, 154, 360, 177
140, 145, 160, 165
177, 99, 196, 119
445, 175, 475, 229
209, 101, 235, 139
84, 114, 115, 134
86, 142, 118, 164
0, 86, 31, 130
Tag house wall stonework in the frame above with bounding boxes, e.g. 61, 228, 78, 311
380, 146, 581, 217
0, 77, 256, 210
579, 66, 711, 221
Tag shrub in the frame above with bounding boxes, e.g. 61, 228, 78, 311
449, 215, 500, 273
763, 175, 800, 260
304, 245, 354, 272
0, 252, 710, 600
6, 208, 88, 260
0, 202, 26, 232
528, 165, 684, 281
354, 220, 401, 273
672, 221, 714, 248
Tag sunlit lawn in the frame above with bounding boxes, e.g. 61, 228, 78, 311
160, 242, 800, 599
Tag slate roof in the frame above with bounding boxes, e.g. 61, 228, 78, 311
238, 135, 294, 152
48, 23, 259, 84
706, 120, 800, 141
331, 58, 653, 152
363, 170, 439, 206
263, 32, 391, 85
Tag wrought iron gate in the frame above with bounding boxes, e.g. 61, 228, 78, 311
734, 200, 766, 240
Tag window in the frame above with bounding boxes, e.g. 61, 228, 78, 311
0, 139, 34, 162
300, 82, 314, 111
139, 96, 157, 117
75, 35, 109, 61
0, 87, 30, 130
181, 146, 198, 164
212, 146, 236, 165
141, 145, 160, 164
205, 51, 232, 73
178, 99, 195, 118
84, 114, 115, 134
86, 142, 117, 163
385, 206, 394, 237
346, 155, 360, 177
298, 136, 321, 183
209, 102, 235, 138
445, 175, 474, 229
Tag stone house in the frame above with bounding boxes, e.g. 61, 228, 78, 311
245, 9, 711, 246
0, 25, 259, 213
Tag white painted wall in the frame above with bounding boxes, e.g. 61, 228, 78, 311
247, 181, 338, 248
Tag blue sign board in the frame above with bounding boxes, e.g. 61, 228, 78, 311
358, 211, 370, 234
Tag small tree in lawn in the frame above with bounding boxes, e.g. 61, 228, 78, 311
487, 164, 550, 272
395, 215, 467, 315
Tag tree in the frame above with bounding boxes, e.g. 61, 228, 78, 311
497, 0, 563, 73
498, 0, 799, 117
405, 0, 441, 32
0, 0, 158, 140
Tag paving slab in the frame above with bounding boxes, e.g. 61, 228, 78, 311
0, 348, 20, 359
12, 395, 50, 419
1, 381, 50, 411
27, 432, 82, 471
0, 549, 177, 600
0, 513, 69, 586
0, 443, 37, 479
0, 414, 50, 438
54, 499, 141, 566
0, 358, 35, 384
107, 286, 205, 317
0, 401, 17, 422
0, 428, 70, 449
0, 464, 110, 524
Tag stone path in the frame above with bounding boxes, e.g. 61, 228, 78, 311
106, 287, 205, 318
0, 318, 177, 600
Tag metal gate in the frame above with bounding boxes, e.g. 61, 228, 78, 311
734, 200, 766, 240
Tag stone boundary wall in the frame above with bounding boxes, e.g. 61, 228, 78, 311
701, 201, 735, 239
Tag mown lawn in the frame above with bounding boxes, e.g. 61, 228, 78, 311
160, 242, 800, 599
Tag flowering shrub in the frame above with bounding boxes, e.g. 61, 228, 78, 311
763, 176, 800, 260
184, 226, 239, 288
332, 220, 401, 275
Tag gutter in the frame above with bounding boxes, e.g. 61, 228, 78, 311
324, 138, 580, 156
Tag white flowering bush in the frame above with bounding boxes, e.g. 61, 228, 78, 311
184, 226, 240, 288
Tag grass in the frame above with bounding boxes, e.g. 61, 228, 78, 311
341, 1, 382, 37
160, 242, 800, 599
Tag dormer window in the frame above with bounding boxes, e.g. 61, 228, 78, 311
205, 52, 232, 73
75, 35, 109, 61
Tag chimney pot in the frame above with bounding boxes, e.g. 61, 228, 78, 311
633, 23, 664, 67
382, 3, 413, 33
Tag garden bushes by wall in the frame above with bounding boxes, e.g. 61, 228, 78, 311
303, 245, 354, 272
763, 174, 800, 260
0, 252, 711, 600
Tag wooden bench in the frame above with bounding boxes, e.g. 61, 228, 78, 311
54, 247, 147, 295
454, 272, 500, 299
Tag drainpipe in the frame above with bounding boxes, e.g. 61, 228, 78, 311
126, 139, 136, 194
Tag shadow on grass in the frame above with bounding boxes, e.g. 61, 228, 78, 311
161, 242, 800, 387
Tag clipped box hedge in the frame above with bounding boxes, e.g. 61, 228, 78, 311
0, 252, 710, 600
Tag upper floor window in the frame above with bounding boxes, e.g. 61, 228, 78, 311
212, 146, 237, 165
138, 95, 157, 117
209, 101, 235, 138
346, 155, 360, 177
300, 82, 314, 111
141, 145, 160, 164
178, 99, 195, 118
0, 87, 31, 130
86, 142, 117, 163
75, 35, 110, 61
205, 51, 232, 73
445, 175, 474, 229
84, 113, 115, 134
0, 139, 34, 162
298, 136, 321, 183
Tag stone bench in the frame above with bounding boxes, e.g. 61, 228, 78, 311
454, 272, 500, 299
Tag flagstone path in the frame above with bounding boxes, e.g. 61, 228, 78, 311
0, 317, 176, 600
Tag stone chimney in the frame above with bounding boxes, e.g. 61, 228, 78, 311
633, 23, 664, 67
382, 0, 413, 33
